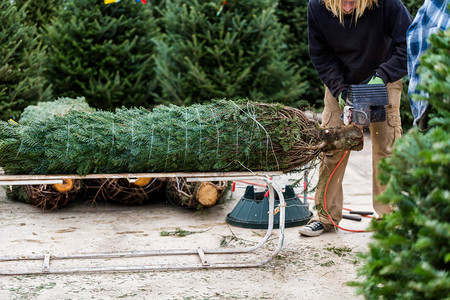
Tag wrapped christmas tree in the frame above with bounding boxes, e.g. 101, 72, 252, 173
19, 97, 94, 124
0, 99, 363, 176
5, 98, 164, 209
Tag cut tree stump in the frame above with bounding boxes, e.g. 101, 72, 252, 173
83, 178, 166, 206
132, 177, 153, 187
166, 178, 228, 209
320, 125, 364, 152
53, 179, 75, 193
24, 180, 81, 211
197, 182, 220, 207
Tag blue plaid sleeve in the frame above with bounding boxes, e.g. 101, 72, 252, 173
407, 0, 450, 124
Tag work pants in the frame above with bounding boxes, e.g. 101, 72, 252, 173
311, 80, 403, 229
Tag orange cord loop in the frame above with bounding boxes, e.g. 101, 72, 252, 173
323, 150, 369, 232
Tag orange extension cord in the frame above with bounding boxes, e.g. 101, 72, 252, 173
233, 150, 374, 232
323, 150, 372, 232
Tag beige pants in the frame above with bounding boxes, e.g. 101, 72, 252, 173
311, 80, 403, 229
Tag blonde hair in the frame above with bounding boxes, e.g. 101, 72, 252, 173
323, 0, 378, 25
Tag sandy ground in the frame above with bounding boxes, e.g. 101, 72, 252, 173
0, 132, 377, 300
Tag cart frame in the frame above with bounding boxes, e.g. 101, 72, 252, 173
0, 172, 286, 275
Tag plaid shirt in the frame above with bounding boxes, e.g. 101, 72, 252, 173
407, 0, 450, 124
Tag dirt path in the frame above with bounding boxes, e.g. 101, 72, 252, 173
0, 133, 376, 300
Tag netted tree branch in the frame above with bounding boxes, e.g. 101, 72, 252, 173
0, 99, 363, 175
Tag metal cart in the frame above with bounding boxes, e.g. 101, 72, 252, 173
0, 172, 286, 275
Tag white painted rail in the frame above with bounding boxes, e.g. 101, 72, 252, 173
0, 172, 286, 275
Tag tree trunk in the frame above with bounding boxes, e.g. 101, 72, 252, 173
319, 125, 364, 152
53, 179, 75, 193
196, 182, 220, 207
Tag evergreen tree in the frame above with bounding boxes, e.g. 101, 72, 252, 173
154, 0, 307, 106
13, 0, 65, 30
404, 0, 426, 17
0, 99, 363, 176
0, 100, 320, 175
42, 0, 160, 110
354, 29, 450, 299
275, 0, 323, 105
148, 0, 168, 22
19, 97, 94, 124
0, 0, 52, 120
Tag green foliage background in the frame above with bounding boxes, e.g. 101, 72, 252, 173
0, 0, 425, 120
275, 0, 323, 106
153, 0, 307, 106
354, 28, 450, 299
41, 0, 160, 111
0, 0, 52, 121
13, 0, 64, 30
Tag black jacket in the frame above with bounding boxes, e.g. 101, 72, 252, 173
307, 0, 412, 98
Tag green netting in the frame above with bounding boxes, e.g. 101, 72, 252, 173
0, 99, 324, 175
19, 97, 94, 124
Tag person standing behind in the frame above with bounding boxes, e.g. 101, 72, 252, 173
299, 0, 412, 237
407, 0, 450, 131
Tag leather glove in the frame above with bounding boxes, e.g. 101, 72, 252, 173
366, 73, 384, 85
338, 90, 348, 110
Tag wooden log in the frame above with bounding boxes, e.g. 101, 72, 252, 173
132, 177, 152, 187
166, 178, 228, 209
53, 179, 75, 193
196, 182, 219, 207
24, 180, 80, 211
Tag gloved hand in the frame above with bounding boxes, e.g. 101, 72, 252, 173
366, 73, 384, 85
338, 90, 348, 110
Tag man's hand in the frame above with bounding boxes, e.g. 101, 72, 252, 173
366, 73, 384, 85
338, 90, 348, 110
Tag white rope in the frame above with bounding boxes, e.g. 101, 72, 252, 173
15, 141, 23, 158
131, 119, 135, 156
111, 120, 115, 149
185, 108, 188, 163
195, 108, 202, 155
66, 118, 70, 154
165, 127, 171, 169
209, 107, 220, 160
230, 101, 279, 170
236, 123, 239, 155
149, 125, 154, 160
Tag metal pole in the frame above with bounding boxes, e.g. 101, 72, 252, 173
0, 173, 287, 275
303, 168, 309, 207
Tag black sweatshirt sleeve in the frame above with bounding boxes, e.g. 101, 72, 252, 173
307, 0, 348, 98
375, 0, 412, 83
307, 0, 412, 98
